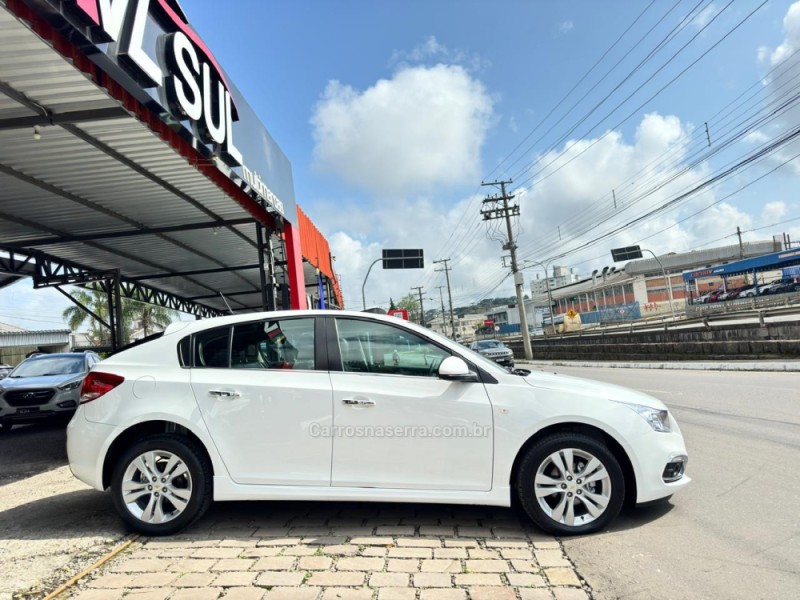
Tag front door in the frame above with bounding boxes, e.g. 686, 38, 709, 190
329, 317, 493, 491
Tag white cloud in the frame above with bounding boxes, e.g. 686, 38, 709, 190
692, 4, 717, 30
311, 64, 494, 197
761, 200, 786, 223
559, 21, 574, 34
753, 1, 800, 172
390, 36, 490, 73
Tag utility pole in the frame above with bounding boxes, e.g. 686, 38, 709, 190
436, 286, 447, 335
736, 226, 744, 259
411, 286, 425, 327
434, 259, 456, 338
481, 179, 533, 361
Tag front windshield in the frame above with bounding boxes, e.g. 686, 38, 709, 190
476, 340, 503, 349
10, 356, 84, 378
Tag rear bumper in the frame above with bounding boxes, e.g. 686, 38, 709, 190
66, 407, 116, 491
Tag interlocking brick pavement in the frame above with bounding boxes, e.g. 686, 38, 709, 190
65, 502, 591, 600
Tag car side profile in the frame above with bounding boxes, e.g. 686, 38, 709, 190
67, 311, 689, 536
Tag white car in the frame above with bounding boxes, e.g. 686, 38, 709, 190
67, 310, 690, 536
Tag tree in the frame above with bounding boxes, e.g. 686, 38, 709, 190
389, 297, 397, 311
62, 287, 179, 346
396, 294, 419, 322
62, 289, 112, 346
126, 300, 179, 338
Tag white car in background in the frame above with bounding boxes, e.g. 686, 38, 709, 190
67, 311, 690, 536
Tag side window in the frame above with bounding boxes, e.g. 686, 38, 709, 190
231, 318, 315, 370
335, 319, 450, 377
194, 326, 231, 368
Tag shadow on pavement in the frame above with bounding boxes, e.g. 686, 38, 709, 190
0, 487, 125, 541
0, 422, 69, 486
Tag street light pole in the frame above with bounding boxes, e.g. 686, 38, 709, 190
641, 248, 676, 320
521, 259, 554, 336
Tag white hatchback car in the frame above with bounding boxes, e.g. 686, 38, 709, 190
67, 311, 690, 536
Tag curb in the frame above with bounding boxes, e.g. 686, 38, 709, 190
519, 360, 800, 372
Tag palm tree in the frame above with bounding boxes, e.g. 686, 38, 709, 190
62, 288, 179, 345
125, 300, 179, 338
62, 289, 113, 346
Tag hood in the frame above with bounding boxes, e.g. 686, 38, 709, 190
522, 369, 667, 410
0, 374, 83, 389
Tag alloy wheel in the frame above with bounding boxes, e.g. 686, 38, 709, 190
534, 448, 612, 527
121, 450, 193, 524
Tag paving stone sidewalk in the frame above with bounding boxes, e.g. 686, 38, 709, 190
64, 502, 591, 600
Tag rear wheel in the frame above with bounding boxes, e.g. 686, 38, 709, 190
111, 434, 212, 536
517, 433, 625, 535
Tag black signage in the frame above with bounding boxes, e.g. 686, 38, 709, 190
611, 246, 644, 262
382, 249, 424, 270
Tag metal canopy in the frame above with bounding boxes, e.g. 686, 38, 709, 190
0, 4, 288, 319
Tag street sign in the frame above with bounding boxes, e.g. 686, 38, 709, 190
382, 249, 424, 269
611, 245, 644, 262
494, 325, 500, 332
388, 309, 409, 320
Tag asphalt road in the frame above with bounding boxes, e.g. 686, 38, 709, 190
544, 366, 800, 600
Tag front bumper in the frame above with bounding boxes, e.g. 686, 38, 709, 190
632, 425, 691, 503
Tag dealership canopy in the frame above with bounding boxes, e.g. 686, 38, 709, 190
0, 0, 341, 347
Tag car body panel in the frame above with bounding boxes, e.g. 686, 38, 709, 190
330, 371, 494, 491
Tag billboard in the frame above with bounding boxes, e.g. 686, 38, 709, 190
382, 249, 424, 270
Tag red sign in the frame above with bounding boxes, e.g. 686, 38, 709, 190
484, 319, 494, 327
388, 309, 409, 321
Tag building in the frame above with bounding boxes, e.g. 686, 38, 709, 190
428, 313, 486, 341
0, 322, 71, 366
530, 265, 581, 296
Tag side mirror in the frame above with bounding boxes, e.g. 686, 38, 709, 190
438, 356, 479, 382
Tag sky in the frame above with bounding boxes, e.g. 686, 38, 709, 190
3, 0, 800, 328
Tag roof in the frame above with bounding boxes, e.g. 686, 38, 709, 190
624, 240, 780, 276
0, 2, 307, 317
0, 321, 25, 333
682, 247, 800, 281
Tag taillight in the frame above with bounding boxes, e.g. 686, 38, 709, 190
80, 372, 125, 405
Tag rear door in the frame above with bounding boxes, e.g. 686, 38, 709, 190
190, 317, 333, 486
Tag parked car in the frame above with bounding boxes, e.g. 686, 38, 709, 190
470, 339, 515, 367
768, 280, 799, 295
0, 352, 100, 432
739, 285, 759, 298
0, 364, 12, 380
67, 311, 689, 536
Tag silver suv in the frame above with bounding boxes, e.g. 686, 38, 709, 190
0, 352, 100, 432
470, 339, 514, 368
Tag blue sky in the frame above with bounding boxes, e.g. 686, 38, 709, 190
2, 0, 800, 328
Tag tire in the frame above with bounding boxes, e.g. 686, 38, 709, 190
111, 434, 213, 536
516, 432, 625, 536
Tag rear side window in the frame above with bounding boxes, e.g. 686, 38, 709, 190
178, 336, 191, 367
230, 318, 315, 370
193, 326, 231, 368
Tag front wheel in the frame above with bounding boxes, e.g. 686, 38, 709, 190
516, 433, 625, 535
111, 434, 212, 536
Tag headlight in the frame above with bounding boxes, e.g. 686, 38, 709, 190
616, 401, 671, 433
58, 380, 82, 392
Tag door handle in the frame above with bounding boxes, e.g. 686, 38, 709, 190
342, 398, 375, 407
208, 390, 241, 399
